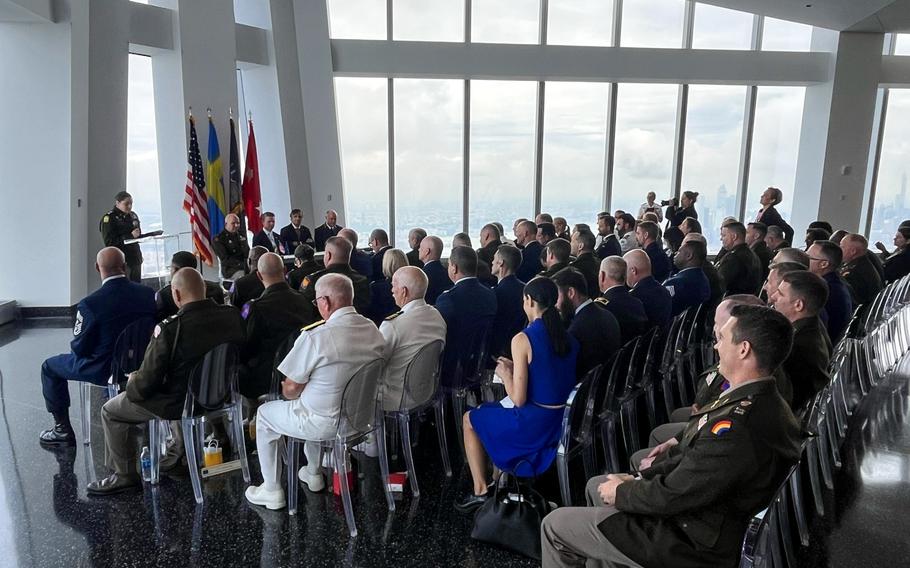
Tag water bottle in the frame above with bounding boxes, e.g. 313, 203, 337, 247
140, 446, 152, 482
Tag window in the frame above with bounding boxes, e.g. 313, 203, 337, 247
746, 87, 806, 224
612, 83, 678, 216
895, 34, 910, 56
868, 90, 910, 252
393, 0, 464, 42
126, 54, 163, 277
394, 79, 464, 253
762, 17, 812, 52
681, 85, 747, 252
540, 82, 610, 226
620, 0, 685, 49
547, 0, 613, 47
335, 78, 390, 241
469, 81, 537, 239
692, 4, 753, 50
471, 0, 540, 44
328, 0, 386, 39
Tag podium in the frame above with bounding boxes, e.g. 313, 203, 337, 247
125, 232, 189, 289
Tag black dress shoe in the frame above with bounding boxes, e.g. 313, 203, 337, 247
39, 425, 76, 447
87, 473, 141, 496
454, 491, 490, 514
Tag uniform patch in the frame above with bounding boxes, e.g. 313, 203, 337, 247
302, 277, 312, 289
241, 302, 252, 319
102, 215, 109, 223
665, 285, 676, 297
704, 371, 718, 386
594, 297, 609, 306
740, 400, 752, 407
385, 311, 402, 321
697, 414, 709, 431
153, 325, 162, 338
73, 311, 83, 336
711, 420, 733, 436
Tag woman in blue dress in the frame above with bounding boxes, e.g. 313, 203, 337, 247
456, 277, 579, 512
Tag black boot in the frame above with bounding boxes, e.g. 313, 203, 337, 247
39, 412, 76, 447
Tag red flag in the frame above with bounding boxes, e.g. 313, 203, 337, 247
183, 116, 215, 266
242, 119, 263, 234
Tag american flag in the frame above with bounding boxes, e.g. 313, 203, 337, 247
182, 116, 215, 266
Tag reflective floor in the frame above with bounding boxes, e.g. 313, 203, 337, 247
0, 321, 537, 568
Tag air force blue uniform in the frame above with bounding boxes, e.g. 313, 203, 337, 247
435, 277, 497, 388
41, 276, 156, 414
630, 276, 673, 330
663, 267, 711, 317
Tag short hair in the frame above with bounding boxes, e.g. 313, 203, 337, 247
766, 225, 785, 240
115, 190, 131, 202
453, 232, 473, 248
260, 211, 275, 222
481, 223, 501, 240
781, 270, 829, 315
394, 266, 428, 299
315, 273, 354, 306
724, 222, 747, 241
830, 229, 848, 244
552, 267, 589, 298
765, 187, 783, 205
774, 248, 809, 268
338, 228, 358, 246
769, 261, 806, 279
805, 228, 831, 244
682, 217, 702, 233
575, 230, 596, 252
683, 232, 707, 246
519, 220, 538, 235
642, 212, 660, 223
492, 222, 505, 237
575, 223, 592, 234
747, 222, 768, 239
294, 244, 315, 262
370, 228, 389, 246
496, 244, 522, 273
728, 305, 794, 374
448, 246, 478, 277
812, 240, 842, 268
538, 223, 557, 240
409, 228, 427, 243
537, 213, 554, 223
637, 221, 660, 242
808, 221, 833, 234
619, 213, 636, 229
722, 294, 766, 308
171, 251, 199, 270
596, 213, 616, 231
249, 246, 268, 265
600, 256, 626, 283
382, 249, 408, 279
325, 235, 353, 263
546, 238, 571, 263
554, 216, 567, 227
290, 208, 302, 216
681, 240, 707, 264
842, 233, 868, 250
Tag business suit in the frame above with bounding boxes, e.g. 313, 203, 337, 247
517, 241, 543, 283
570, 252, 601, 298
491, 275, 527, 357
630, 276, 673, 329
662, 267, 710, 317
822, 271, 853, 343
756, 205, 794, 244
644, 242, 672, 283
435, 277, 497, 388
568, 300, 621, 378
598, 285, 649, 343
840, 254, 883, 306
423, 260, 453, 305
716, 242, 763, 295
784, 315, 832, 411
252, 229, 282, 254
595, 234, 622, 261
279, 223, 313, 253
313, 223, 343, 251
370, 246, 391, 282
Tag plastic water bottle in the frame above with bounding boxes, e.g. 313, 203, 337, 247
140, 446, 152, 482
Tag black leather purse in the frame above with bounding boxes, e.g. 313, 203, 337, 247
470, 473, 553, 560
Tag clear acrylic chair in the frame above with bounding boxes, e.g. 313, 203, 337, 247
284, 358, 394, 537
556, 364, 604, 506
383, 339, 449, 497
267, 330, 301, 402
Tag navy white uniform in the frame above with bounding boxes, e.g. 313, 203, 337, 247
379, 299, 447, 411
663, 267, 710, 317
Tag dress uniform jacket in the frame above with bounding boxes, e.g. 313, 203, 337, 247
716, 242, 763, 295
630, 276, 673, 330
822, 271, 853, 343
477, 241, 500, 269
595, 234, 622, 260
287, 260, 321, 291
370, 246, 391, 282
125, 299, 245, 420
435, 277, 497, 388
279, 223, 313, 253
422, 260, 453, 305
539, 261, 570, 279
313, 224, 343, 251
517, 241, 544, 283
350, 248, 374, 281
570, 252, 601, 297
645, 242, 672, 283
239, 282, 311, 398
599, 285, 649, 343
252, 229, 283, 254
784, 315, 832, 411
867, 249, 884, 281
688, 364, 792, 414
884, 248, 910, 283
156, 280, 225, 321
840, 253, 883, 306
568, 300, 621, 378
230, 270, 265, 308
702, 262, 726, 309
299, 263, 372, 322
751, 241, 774, 281
379, 299, 447, 411
406, 248, 424, 268
491, 274, 527, 357
100, 208, 143, 279
604, 379, 802, 568
663, 267, 710, 317
212, 229, 250, 278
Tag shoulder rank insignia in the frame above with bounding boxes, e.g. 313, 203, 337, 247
302, 320, 325, 332
385, 311, 403, 321
697, 414, 709, 431
594, 297, 609, 306
102, 215, 109, 223
710, 420, 732, 436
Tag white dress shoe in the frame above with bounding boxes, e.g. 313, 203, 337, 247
297, 468, 326, 492
245, 484, 286, 510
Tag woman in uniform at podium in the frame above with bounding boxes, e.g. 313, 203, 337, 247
100, 191, 143, 282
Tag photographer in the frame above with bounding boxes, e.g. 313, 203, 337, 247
664, 191, 699, 229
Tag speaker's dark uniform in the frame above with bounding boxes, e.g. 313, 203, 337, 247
100, 209, 143, 282
212, 229, 250, 279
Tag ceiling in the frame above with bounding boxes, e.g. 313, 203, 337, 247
701, 0, 910, 32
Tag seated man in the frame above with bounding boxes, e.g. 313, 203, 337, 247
420, 235, 453, 305
807, 240, 853, 343
379, 267, 447, 411
839, 233, 883, 306
252, 212, 284, 254
553, 268, 620, 378
625, 249, 672, 330
539, 238, 571, 278
596, 256, 648, 343
229, 246, 268, 308
368, 229, 392, 282
39, 248, 156, 446
542, 305, 802, 567
570, 229, 601, 298
156, 251, 225, 320
245, 274, 384, 508
406, 228, 427, 268
635, 220, 671, 282
594, 212, 622, 260
516, 220, 544, 282
663, 240, 710, 317
86, 268, 244, 494
286, 244, 320, 291
213, 213, 250, 279
717, 221, 763, 295
279, 208, 313, 254
490, 245, 527, 358
681, 233, 724, 308
338, 228, 373, 280
299, 236, 371, 320
239, 253, 311, 399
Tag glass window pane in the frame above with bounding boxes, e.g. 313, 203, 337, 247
394, 79, 464, 253
869, 90, 910, 252
472, 0, 540, 44
469, 81, 537, 240
680, 85, 747, 252
335, 78, 389, 241
692, 4, 753, 50
895, 34, 910, 55
547, 0, 613, 47
328, 0, 386, 39
612, 83, 678, 216
746, 87, 806, 225
621, 0, 685, 49
393, 0, 464, 42
540, 82, 610, 226
762, 17, 812, 52
126, 54, 163, 278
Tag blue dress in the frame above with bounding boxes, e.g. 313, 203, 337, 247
470, 318, 579, 477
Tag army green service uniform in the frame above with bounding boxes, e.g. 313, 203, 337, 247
213, 229, 250, 279
298, 263, 372, 324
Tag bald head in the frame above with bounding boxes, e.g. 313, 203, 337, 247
338, 228, 358, 247
314, 273, 354, 317
96, 247, 126, 279
225, 213, 241, 233
624, 249, 652, 287
419, 236, 444, 263
392, 266, 428, 306
257, 253, 285, 285
171, 267, 205, 307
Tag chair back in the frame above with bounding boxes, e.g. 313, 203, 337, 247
559, 364, 604, 455
110, 317, 156, 380
336, 358, 385, 439
186, 343, 240, 413
446, 319, 493, 389
269, 329, 302, 399
660, 308, 688, 378
639, 326, 665, 389
623, 327, 656, 395
599, 338, 638, 414
398, 339, 445, 413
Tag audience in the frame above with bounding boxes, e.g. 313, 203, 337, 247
339, 228, 373, 280
569, 229, 600, 299
839, 233, 883, 305
878, 226, 910, 282
679, 216, 701, 236
516, 220, 544, 282
299, 236, 371, 320
368, 229, 392, 282
367, 248, 408, 326
229, 246, 268, 308
805, 227, 832, 250
807, 240, 853, 343
625, 249, 672, 330
663, 240, 710, 317
764, 261, 806, 306
595, 212, 622, 260
419, 235, 453, 305
617, 213, 639, 254
771, 246, 810, 268
406, 228, 427, 268
156, 251, 225, 320
553, 268, 621, 378
716, 222, 763, 295
764, 225, 787, 253
490, 245, 527, 357
476, 223, 501, 269
682, 232, 725, 308
286, 244, 320, 291
596, 256, 649, 343
746, 222, 773, 281
554, 216, 570, 240
636, 220, 671, 282
453, 232, 473, 249
540, 238, 572, 278
537, 222, 557, 247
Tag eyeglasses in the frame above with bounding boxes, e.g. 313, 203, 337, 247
312, 295, 328, 307
807, 256, 826, 262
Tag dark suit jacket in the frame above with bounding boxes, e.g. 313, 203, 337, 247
517, 241, 543, 282
841, 253, 883, 306
252, 230, 282, 253
717, 243, 763, 295
785, 315, 832, 410
756, 206, 794, 244
298, 263, 371, 323
279, 223, 312, 253
663, 267, 710, 317
751, 241, 773, 281
596, 234, 622, 260
645, 242, 672, 283
314, 224, 342, 251
435, 278, 497, 387
350, 248, 373, 280
823, 271, 853, 343
367, 278, 398, 325
230, 271, 265, 308
492, 275, 527, 357
370, 246, 391, 282
884, 248, 910, 283
406, 248, 424, 268
476, 241, 499, 268
867, 249, 884, 281
286, 260, 321, 291
599, 286, 649, 343
423, 260, 453, 305
630, 276, 672, 330
568, 301, 621, 378
570, 252, 601, 298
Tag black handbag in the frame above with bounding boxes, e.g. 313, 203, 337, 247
470, 474, 553, 560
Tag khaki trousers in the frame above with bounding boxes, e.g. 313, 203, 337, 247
101, 392, 182, 475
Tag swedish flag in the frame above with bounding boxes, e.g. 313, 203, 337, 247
206, 117, 227, 233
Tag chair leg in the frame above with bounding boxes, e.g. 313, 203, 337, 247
557, 453, 571, 506
149, 419, 161, 485
778, 490, 797, 568
790, 468, 810, 547
80, 382, 91, 446
434, 401, 452, 477
230, 399, 251, 483
335, 443, 358, 537
398, 414, 419, 497
182, 417, 204, 504
452, 392, 466, 454
286, 438, 300, 515
376, 418, 395, 511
